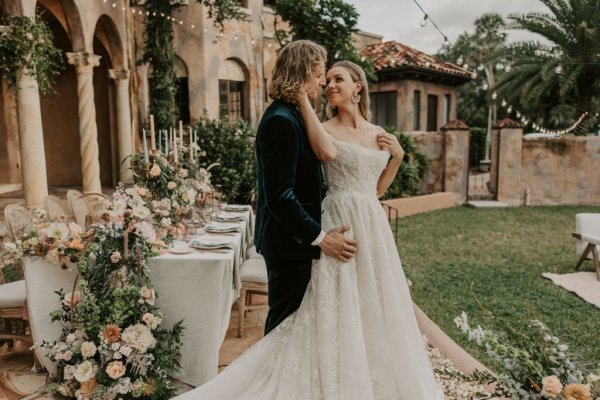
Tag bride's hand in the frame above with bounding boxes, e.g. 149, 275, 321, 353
377, 132, 404, 160
296, 88, 311, 108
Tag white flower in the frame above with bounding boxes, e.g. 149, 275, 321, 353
119, 345, 132, 357
132, 205, 151, 220
3, 242, 17, 252
117, 377, 131, 394
42, 222, 70, 241
80, 341, 97, 358
160, 217, 172, 228
468, 325, 486, 346
453, 312, 470, 333
178, 168, 188, 178
113, 351, 122, 360
63, 364, 76, 380
62, 350, 73, 361
142, 313, 155, 326
66, 333, 77, 343
121, 324, 156, 354
135, 221, 156, 243
558, 344, 568, 352
111, 342, 121, 351
73, 360, 96, 383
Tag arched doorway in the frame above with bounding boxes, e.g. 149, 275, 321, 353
37, 2, 82, 187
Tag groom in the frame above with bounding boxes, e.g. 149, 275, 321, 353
255, 40, 358, 335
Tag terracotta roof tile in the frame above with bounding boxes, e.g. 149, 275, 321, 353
360, 41, 472, 79
441, 120, 469, 130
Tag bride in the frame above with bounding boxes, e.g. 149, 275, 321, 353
173, 60, 444, 399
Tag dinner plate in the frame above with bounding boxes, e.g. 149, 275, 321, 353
169, 245, 194, 254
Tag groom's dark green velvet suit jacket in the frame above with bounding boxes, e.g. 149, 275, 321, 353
254, 100, 325, 260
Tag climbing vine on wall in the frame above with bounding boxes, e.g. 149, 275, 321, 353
139, 0, 246, 130
0, 12, 63, 94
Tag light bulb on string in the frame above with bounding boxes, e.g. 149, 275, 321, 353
477, 64, 484, 71
482, 82, 489, 91
444, 37, 450, 47
457, 56, 464, 66
555, 65, 563, 74
507, 106, 513, 113
501, 99, 507, 107
419, 15, 428, 27
471, 72, 478, 79
504, 65, 511, 72
491, 91, 498, 100
463, 63, 469, 70
516, 111, 521, 118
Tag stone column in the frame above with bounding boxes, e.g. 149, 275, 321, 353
67, 52, 102, 193
441, 120, 470, 204
109, 69, 133, 183
495, 118, 524, 205
16, 71, 48, 208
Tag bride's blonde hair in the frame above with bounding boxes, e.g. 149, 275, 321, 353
326, 61, 371, 121
268, 40, 327, 103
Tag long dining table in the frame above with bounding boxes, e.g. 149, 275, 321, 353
23, 207, 254, 387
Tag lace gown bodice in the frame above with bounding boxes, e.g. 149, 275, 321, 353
173, 137, 444, 400
324, 138, 389, 199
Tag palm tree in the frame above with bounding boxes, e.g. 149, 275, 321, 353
502, 0, 600, 118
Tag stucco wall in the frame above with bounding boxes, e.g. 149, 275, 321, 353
521, 137, 600, 206
407, 131, 444, 194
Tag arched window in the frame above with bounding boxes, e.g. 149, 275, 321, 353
174, 57, 190, 123
218, 59, 247, 120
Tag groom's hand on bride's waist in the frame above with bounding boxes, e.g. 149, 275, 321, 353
318, 226, 357, 262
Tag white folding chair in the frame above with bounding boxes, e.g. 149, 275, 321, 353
573, 213, 600, 280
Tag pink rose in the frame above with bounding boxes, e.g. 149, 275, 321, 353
105, 361, 126, 379
541, 375, 563, 398
110, 251, 121, 264
142, 313, 155, 325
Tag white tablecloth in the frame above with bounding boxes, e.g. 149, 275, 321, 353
23, 208, 254, 387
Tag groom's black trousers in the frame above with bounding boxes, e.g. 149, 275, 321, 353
264, 258, 312, 335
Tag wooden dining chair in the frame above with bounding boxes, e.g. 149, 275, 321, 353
44, 195, 74, 222
1, 205, 32, 357
4, 204, 34, 242
237, 259, 269, 338
67, 190, 107, 227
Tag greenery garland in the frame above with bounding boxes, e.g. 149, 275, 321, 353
0, 12, 63, 94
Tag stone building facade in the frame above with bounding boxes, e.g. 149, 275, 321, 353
0, 0, 469, 208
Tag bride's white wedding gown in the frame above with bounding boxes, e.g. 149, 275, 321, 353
174, 137, 444, 399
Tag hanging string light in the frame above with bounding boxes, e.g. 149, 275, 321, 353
411, 0, 450, 46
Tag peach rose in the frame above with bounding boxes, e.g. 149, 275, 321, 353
167, 181, 177, 190
62, 291, 81, 307
142, 313, 154, 325
541, 375, 563, 399
140, 286, 156, 306
110, 251, 121, 264
149, 163, 161, 177
105, 361, 126, 379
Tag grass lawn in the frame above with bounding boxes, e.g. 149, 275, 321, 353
396, 205, 600, 372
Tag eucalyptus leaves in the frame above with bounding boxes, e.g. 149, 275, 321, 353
0, 12, 63, 93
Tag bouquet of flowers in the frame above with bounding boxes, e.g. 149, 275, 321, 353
453, 312, 600, 399
1, 220, 87, 271
41, 203, 183, 400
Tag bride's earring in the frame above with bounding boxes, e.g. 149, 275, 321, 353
351, 93, 361, 104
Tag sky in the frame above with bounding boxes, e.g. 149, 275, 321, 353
345, 0, 551, 54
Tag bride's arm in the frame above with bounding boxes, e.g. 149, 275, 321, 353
297, 93, 337, 161
376, 131, 404, 198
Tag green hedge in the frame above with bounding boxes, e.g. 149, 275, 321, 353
469, 127, 487, 168
380, 129, 429, 200
194, 117, 256, 204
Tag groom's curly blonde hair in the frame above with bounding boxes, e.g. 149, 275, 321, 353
268, 40, 327, 103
